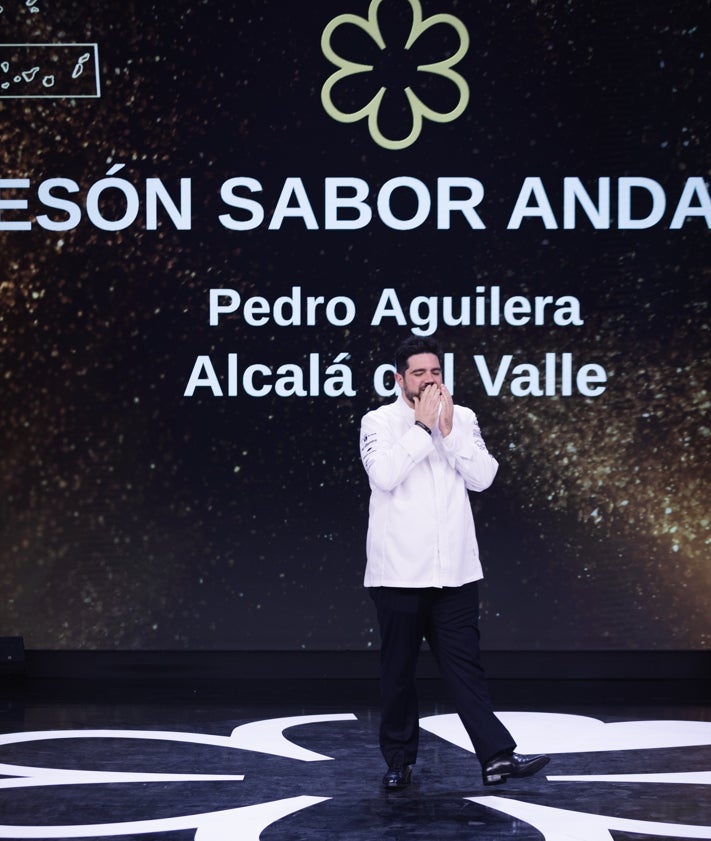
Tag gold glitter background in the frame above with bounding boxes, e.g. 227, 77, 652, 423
0, 0, 708, 650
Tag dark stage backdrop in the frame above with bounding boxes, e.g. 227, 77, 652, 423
1, 0, 708, 652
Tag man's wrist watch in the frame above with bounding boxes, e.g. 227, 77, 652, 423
415, 420, 432, 435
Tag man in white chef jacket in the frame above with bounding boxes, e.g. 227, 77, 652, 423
360, 335, 549, 790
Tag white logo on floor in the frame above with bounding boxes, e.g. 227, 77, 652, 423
0, 711, 709, 839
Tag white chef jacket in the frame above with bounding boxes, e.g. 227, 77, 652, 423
360, 395, 498, 588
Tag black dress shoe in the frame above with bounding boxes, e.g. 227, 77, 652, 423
382, 764, 413, 790
482, 752, 550, 786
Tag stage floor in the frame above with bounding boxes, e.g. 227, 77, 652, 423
1, 679, 709, 840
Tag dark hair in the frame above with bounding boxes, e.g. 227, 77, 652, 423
394, 336, 443, 375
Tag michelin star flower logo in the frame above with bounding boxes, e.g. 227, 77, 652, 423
321, 0, 470, 150
0, 712, 709, 838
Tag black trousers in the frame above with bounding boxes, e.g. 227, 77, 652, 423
369, 582, 516, 768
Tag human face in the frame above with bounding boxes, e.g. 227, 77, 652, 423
395, 352, 443, 407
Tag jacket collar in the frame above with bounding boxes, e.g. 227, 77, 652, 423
395, 394, 415, 417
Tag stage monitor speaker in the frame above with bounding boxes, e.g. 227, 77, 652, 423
0, 637, 26, 675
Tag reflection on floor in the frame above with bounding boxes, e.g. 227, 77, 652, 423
0, 678, 709, 840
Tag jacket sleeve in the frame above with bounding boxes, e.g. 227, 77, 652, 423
360, 410, 433, 492
438, 408, 499, 492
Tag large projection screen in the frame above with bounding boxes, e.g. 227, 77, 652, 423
1, 0, 708, 651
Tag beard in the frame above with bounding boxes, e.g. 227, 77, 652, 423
402, 381, 438, 405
